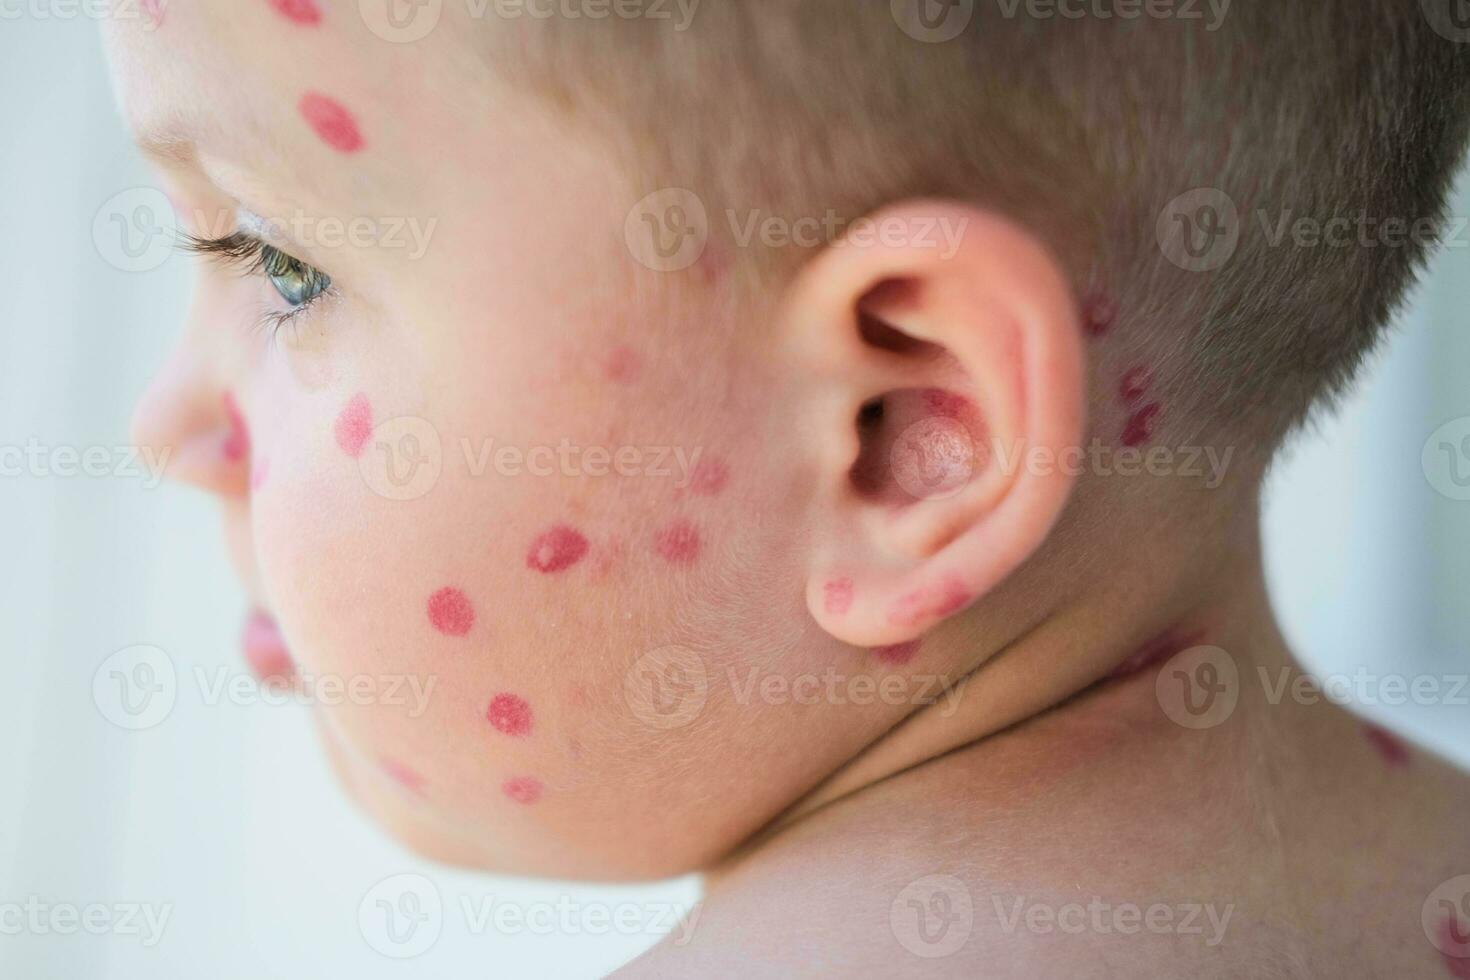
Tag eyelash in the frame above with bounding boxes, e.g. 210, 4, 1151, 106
181, 232, 336, 337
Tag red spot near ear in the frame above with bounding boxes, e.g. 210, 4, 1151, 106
250, 456, 271, 491
334, 393, 373, 458
222, 392, 250, 462
1119, 366, 1153, 405
888, 573, 971, 628
603, 345, 642, 384
1108, 629, 1206, 681
872, 639, 922, 666
487, 693, 533, 737
380, 758, 425, 795
1121, 402, 1162, 448
141, 0, 164, 27
1082, 292, 1118, 338
268, 0, 321, 24
1362, 723, 1411, 767
689, 457, 730, 497
823, 578, 854, 616
502, 776, 543, 805
1439, 914, 1470, 978
426, 587, 475, 637
298, 92, 364, 154
526, 524, 589, 573
653, 520, 701, 565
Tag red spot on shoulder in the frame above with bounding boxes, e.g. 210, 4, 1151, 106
1082, 292, 1118, 338
527, 525, 589, 573
380, 758, 425, 795
502, 776, 543, 804
1121, 402, 1162, 447
334, 393, 373, 457
888, 573, 971, 629
1119, 366, 1154, 405
426, 587, 475, 637
689, 457, 730, 497
603, 345, 641, 384
268, 0, 321, 24
487, 693, 533, 737
823, 578, 854, 616
872, 639, 922, 666
298, 92, 364, 154
653, 520, 701, 564
222, 392, 250, 462
1362, 723, 1412, 767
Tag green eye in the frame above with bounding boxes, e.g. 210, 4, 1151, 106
260, 244, 331, 307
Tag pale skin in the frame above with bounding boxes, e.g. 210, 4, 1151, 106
106, 4, 1470, 976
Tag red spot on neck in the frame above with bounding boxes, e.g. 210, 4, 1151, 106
298, 92, 365, 154
1362, 723, 1412, 767
1119, 366, 1154, 405
872, 639, 922, 666
487, 693, 533, 737
1121, 402, 1162, 447
1082, 292, 1118, 338
527, 525, 589, 573
426, 587, 475, 637
268, 0, 321, 24
333, 393, 373, 457
222, 392, 250, 462
653, 520, 701, 565
1108, 629, 1206, 682
502, 776, 543, 804
823, 578, 854, 616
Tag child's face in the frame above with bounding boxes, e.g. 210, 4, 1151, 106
106, 7, 842, 878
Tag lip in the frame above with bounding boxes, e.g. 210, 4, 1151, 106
242, 609, 296, 685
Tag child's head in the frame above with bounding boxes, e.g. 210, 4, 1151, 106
107, 1, 1470, 878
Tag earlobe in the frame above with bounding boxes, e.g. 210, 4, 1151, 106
788, 201, 1086, 650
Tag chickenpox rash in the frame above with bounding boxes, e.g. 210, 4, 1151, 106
1361, 723, 1411, 767
333, 393, 373, 457
872, 639, 922, 666
380, 758, 426, 795
887, 573, 970, 629
426, 587, 475, 637
1082, 292, 1118, 338
689, 457, 730, 497
1119, 366, 1154, 405
222, 392, 250, 462
487, 693, 533, 737
1121, 402, 1162, 448
603, 345, 642, 384
823, 578, 854, 616
268, 0, 322, 24
653, 519, 701, 565
298, 92, 364, 154
526, 524, 589, 574
1108, 630, 1206, 681
502, 776, 544, 805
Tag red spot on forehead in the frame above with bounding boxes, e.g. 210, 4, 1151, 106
872, 639, 922, 666
380, 758, 425, 795
502, 776, 543, 805
333, 393, 373, 458
222, 392, 250, 462
1119, 366, 1154, 405
426, 587, 475, 637
1082, 292, 1118, 338
268, 0, 321, 24
689, 457, 730, 497
888, 573, 970, 628
298, 92, 365, 154
653, 520, 701, 565
526, 525, 589, 573
603, 345, 642, 384
823, 578, 854, 616
1121, 402, 1162, 448
487, 693, 533, 737
1361, 723, 1411, 767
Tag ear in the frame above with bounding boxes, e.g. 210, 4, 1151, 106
787, 201, 1086, 648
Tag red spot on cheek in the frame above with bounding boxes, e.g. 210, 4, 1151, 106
222, 392, 250, 462
1121, 402, 1162, 448
1361, 723, 1411, 767
380, 758, 425, 795
502, 776, 543, 805
298, 92, 365, 154
1119, 366, 1154, 405
823, 578, 854, 616
888, 573, 971, 628
1440, 915, 1470, 978
526, 525, 589, 573
689, 457, 730, 497
872, 639, 922, 666
426, 587, 475, 637
653, 520, 701, 564
334, 393, 373, 458
487, 693, 533, 737
603, 345, 641, 383
268, 0, 322, 24
1082, 292, 1118, 338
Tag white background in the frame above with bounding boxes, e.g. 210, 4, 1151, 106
1, 12, 1467, 980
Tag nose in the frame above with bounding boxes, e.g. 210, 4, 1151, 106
131, 341, 252, 497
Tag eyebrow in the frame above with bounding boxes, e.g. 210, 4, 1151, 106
134, 129, 200, 168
